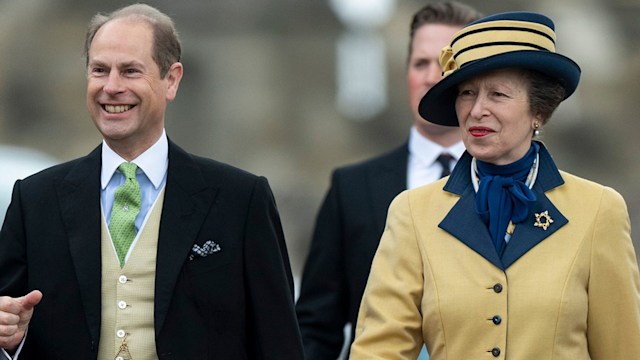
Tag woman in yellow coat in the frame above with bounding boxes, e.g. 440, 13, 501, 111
350, 11, 640, 360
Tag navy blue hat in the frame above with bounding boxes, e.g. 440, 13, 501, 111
418, 11, 581, 126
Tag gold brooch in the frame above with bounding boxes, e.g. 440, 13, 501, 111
534, 211, 553, 230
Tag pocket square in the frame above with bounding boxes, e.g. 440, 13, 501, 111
189, 240, 221, 260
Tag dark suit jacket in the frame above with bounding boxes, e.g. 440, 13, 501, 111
295, 144, 408, 359
0, 141, 304, 359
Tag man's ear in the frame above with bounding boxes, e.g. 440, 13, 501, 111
165, 62, 184, 101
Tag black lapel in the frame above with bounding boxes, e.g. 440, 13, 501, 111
154, 140, 219, 337
58, 145, 103, 346
369, 145, 408, 230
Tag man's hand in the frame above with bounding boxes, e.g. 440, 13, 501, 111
0, 290, 43, 352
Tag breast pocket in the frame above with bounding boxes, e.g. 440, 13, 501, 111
185, 249, 234, 275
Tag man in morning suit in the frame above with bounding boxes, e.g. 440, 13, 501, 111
295, 2, 482, 359
0, 4, 303, 359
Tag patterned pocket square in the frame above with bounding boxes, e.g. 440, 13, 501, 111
189, 240, 221, 260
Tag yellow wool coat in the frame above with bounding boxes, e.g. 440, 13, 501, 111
350, 144, 640, 360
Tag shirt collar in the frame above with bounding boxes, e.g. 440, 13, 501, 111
408, 126, 465, 166
101, 130, 169, 189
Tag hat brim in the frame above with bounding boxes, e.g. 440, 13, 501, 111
418, 50, 581, 127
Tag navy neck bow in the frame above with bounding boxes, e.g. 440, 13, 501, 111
475, 142, 539, 256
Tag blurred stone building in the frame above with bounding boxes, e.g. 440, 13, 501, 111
1, 0, 639, 282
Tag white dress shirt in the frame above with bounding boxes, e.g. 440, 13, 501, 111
101, 130, 168, 265
407, 126, 465, 190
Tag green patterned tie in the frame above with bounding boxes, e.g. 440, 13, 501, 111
109, 162, 141, 268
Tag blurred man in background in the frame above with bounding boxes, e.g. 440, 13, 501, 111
295, 2, 483, 359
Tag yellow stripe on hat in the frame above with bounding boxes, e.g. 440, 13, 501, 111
441, 20, 557, 77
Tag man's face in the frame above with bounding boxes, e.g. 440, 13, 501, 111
86, 18, 182, 157
407, 23, 462, 138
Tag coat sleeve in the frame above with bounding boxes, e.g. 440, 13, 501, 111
243, 176, 304, 359
587, 187, 640, 359
0, 181, 30, 358
295, 171, 349, 359
0, 180, 28, 298
350, 191, 425, 359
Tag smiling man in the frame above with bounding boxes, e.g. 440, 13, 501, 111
0, 4, 303, 359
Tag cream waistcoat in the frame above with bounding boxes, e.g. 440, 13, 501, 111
98, 188, 165, 360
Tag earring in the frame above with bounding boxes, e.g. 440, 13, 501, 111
533, 122, 540, 136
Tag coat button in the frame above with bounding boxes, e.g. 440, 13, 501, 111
116, 329, 126, 338
119, 275, 128, 284
491, 347, 501, 357
493, 283, 503, 293
492, 315, 502, 325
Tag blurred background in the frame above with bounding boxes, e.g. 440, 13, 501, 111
1, 0, 639, 288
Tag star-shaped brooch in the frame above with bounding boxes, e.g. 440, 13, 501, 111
534, 210, 554, 230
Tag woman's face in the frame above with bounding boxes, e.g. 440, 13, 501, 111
455, 68, 541, 165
